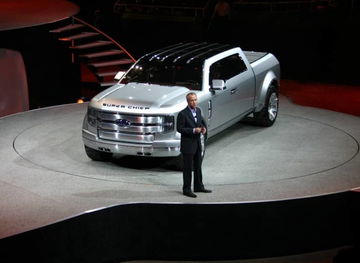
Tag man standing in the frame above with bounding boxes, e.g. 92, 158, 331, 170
177, 92, 212, 198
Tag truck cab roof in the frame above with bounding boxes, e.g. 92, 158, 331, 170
139, 42, 236, 65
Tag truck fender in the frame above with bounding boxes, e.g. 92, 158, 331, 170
255, 71, 279, 112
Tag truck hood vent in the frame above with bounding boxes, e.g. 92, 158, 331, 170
99, 82, 190, 109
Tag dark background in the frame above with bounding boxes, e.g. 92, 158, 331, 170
71, 0, 360, 83
1, 0, 359, 109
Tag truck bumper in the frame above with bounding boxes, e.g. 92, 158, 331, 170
82, 129, 181, 157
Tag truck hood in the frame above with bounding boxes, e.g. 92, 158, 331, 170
92, 82, 190, 113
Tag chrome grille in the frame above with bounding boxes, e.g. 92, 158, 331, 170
88, 108, 174, 144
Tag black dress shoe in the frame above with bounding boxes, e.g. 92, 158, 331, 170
194, 188, 212, 193
183, 190, 197, 198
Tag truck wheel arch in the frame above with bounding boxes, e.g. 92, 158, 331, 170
255, 71, 279, 112
253, 85, 279, 127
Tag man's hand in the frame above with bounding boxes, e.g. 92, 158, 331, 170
201, 127, 206, 135
194, 127, 202, 134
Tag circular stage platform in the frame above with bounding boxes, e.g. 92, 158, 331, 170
1, 95, 359, 239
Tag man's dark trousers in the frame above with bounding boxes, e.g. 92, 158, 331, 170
182, 145, 204, 192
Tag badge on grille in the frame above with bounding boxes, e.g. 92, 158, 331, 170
115, 119, 131, 127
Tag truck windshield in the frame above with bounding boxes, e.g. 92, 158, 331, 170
121, 61, 202, 90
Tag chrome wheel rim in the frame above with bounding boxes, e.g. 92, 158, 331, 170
268, 92, 278, 121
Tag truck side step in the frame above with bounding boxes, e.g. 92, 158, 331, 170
59, 32, 100, 41
89, 59, 134, 68
69, 40, 114, 50
49, 23, 85, 33
79, 50, 124, 59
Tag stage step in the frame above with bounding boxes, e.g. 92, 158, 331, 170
49, 16, 135, 96
49, 23, 85, 33
79, 50, 124, 59
89, 59, 134, 68
100, 81, 118, 87
96, 71, 119, 78
70, 40, 114, 50
59, 32, 100, 41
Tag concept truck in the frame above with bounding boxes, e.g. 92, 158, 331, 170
82, 42, 280, 161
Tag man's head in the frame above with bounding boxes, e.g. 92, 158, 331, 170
186, 92, 197, 109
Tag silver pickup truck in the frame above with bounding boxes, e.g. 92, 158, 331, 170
82, 42, 280, 162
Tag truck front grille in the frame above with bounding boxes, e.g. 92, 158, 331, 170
88, 108, 174, 144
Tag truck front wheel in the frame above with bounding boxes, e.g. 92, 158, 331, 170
84, 145, 112, 161
254, 86, 279, 127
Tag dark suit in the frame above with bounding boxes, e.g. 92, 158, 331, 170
177, 106, 207, 192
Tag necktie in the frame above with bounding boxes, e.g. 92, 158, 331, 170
192, 109, 197, 123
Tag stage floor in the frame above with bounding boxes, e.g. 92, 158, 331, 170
1, 95, 359, 239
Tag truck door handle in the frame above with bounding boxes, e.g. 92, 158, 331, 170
230, 89, 236, 94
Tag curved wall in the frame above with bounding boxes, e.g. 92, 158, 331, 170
1, 191, 359, 263
0, 49, 29, 117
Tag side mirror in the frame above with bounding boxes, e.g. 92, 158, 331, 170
211, 79, 226, 90
114, 71, 126, 81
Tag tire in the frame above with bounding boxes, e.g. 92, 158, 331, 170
173, 154, 184, 171
254, 85, 279, 127
84, 145, 112, 161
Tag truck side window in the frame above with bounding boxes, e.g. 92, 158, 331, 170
225, 55, 247, 77
210, 54, 247, 82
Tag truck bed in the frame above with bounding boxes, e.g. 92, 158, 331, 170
243, 51, 268, 64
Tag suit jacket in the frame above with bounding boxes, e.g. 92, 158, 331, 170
177, 106, 207, 154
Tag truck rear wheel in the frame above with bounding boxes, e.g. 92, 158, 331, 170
254, 86, 279, 127
84, 146, 112, 161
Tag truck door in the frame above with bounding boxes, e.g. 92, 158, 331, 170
221, 54, 255, 116
208, 58, 234, 130
208, 54, 255, 130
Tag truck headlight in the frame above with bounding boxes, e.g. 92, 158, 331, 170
87, 107, 97, 127
162, 115, 174, 132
